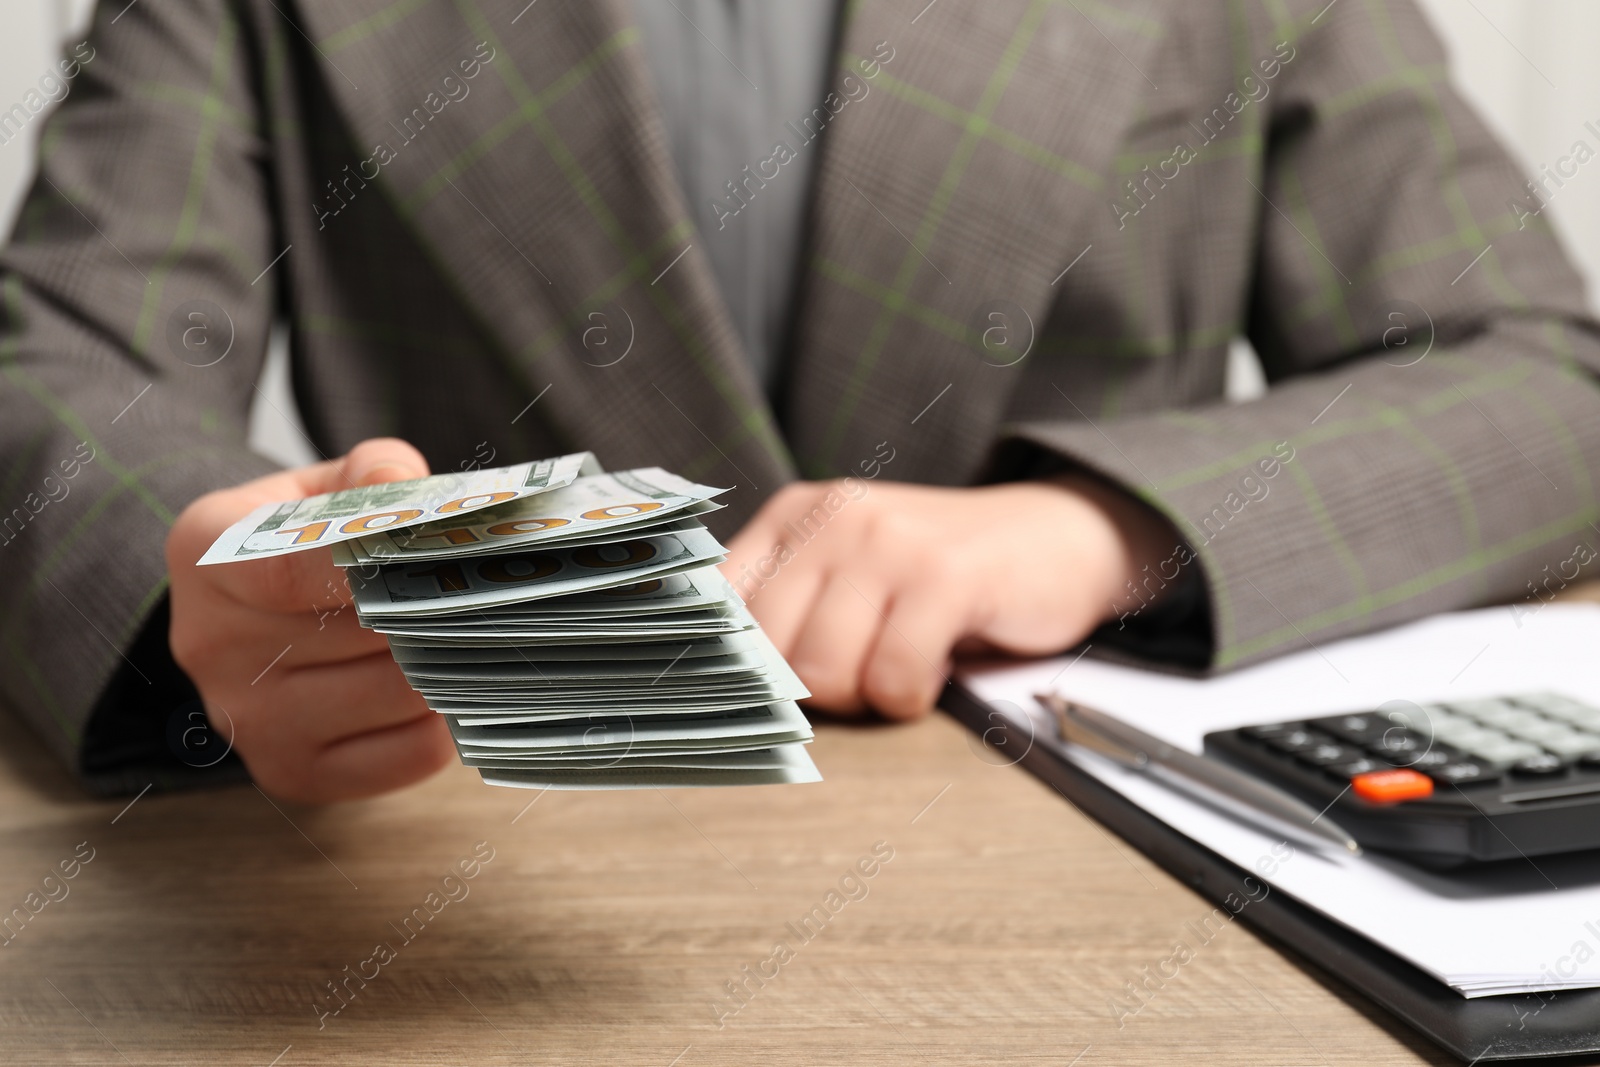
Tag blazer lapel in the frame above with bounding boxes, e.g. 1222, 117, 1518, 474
784, 0, 1165, 482
290, 0, 793, 521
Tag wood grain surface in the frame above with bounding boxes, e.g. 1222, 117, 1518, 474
6, 590, 1597, 1065
0, 712, 1445, 1065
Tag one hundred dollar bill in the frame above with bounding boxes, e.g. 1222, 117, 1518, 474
448, 700, 812, 749
363, 568, 739, 632
476, 756, 823, 789
348, 527, 727, 616
196, 452, 600, 566
343, 468, 726, 563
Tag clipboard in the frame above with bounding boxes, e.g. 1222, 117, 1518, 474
942, 681, 1600, 1064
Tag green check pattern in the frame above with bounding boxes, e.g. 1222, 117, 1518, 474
0, 0, 1597, 787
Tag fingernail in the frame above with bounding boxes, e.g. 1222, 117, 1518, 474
357, 460, 420, 483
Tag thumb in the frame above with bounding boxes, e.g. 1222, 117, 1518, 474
342, 437, 431, 487
290, 437, 432, 497
170, 438, 431, 612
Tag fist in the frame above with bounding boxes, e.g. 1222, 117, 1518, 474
165, 438, 454, 803
721, 477, 1178, 720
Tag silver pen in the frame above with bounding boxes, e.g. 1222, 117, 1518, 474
1035, 691, 1362, 857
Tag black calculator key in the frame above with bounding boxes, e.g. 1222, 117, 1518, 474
1266, 729, 1327, 753
1512, 753, 1567, 777
1331, 758, 1383, 778
1243, 722, 1307, 740
1298, 743, 1355, 766
1368, 730, 1423, 756
1311, 715, 1385, 744
1403, 748, 1454, 769
1429, 760, 1501, 786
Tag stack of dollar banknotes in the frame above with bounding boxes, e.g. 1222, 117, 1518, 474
199, 453, 819, 789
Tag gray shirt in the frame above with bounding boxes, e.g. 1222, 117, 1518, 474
630, 0, 840, 397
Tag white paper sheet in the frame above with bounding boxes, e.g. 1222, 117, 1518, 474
958, 603, 1600, 998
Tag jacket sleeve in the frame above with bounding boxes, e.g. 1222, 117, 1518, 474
0, 0, 280, 788
993, 0, 1600, 671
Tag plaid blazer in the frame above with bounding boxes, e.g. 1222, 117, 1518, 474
3, 0, 1598, 790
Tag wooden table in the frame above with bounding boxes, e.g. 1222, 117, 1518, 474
0, 715, 1446, 1065
8, 588, 1598, 1065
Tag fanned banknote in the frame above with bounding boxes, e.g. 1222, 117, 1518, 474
345, 468, 726, 563
197, 453, 600, 565
198, 456, 819, 790
347, 528, 728, 615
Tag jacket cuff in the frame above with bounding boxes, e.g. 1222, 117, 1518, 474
994, 445, 1216, 671
79, 595, 248, 797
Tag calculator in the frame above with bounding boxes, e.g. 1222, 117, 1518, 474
1202, 693, 1600, 868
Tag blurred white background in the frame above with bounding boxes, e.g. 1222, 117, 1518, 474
0, 0, 94, 237
2, 0, 1598, 456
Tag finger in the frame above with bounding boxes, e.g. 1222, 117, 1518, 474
265, 651, 434, 748
721, 482, 815, 585
294, 437, 431, 498
860, 582, 969, 720
721, 519, 778, 587
178, 439, 431, 613
722, 527, 786, 591
201, 607, 391, 675
191, 542, 356, 615
304, 715, 455, 803
249, 712, 452, 804
786, 572, 886, 715
739, 550, 826, 658
183, 437, 432, 546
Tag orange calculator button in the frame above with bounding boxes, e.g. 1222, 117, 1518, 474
1351, 768, 1434, 803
